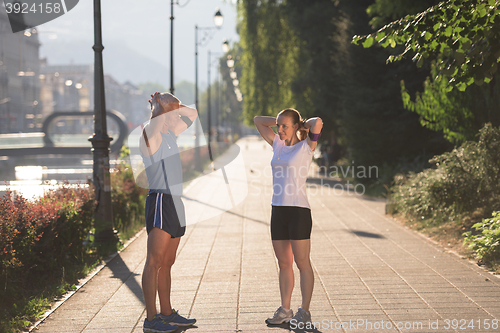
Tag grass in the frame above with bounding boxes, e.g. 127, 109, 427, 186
2, 227, 143, 333
3, 255, 102, 333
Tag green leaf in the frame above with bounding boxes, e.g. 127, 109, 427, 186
477, 4, 487, 17
456, 82, 467, 91
362, 36, 374, 48
376, 31, 386, 42
390, 38, 396, 48
444, 25, 453, 37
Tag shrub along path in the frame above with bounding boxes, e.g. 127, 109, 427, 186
34, 136, 500, 332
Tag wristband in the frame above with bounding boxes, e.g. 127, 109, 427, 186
180, 115, 193, 128
308, 131, 321, 142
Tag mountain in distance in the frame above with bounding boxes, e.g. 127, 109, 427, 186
40, 38, 177, 87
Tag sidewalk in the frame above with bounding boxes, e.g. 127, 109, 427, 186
33, 136, 500, 333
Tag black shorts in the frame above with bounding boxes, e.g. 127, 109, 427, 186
145, 192, 186, 238
270, 205, 312, 240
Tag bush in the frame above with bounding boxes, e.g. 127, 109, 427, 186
463, 211, 500, 263
390, 123, 500, 224
0, 183, 95, 332
111, 148, 148, 239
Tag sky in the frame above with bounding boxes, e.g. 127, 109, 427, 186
36, 0, 240, 87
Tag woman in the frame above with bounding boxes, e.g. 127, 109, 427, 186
254, 109, 323, 326
140, 92, 198, 333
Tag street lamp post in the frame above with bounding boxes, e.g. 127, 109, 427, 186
170, 0, 174, 94
89, 0, 115, 243
219, 39, 230, 142
194, 9, 223, 170
216, 63, 221, 142
207, 50, 225, 145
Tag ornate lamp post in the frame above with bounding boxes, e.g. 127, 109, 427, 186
89, 0, 115, 243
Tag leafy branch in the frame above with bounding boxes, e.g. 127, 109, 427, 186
352, 0, 500, 91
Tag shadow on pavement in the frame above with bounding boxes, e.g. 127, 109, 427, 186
178, 324, 198, 332
266, 323, 323, 333
349, 229, 385, 239
306, 177, 344, 187
107, 254, 145, 305
182, 195, 269, 226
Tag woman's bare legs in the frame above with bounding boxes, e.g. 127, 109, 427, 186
291, 239, 314, 312
142, 227, 175, 321
272, 240, 294, 309
158, 236, 181, 316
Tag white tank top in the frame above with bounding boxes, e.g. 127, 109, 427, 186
271, 134, 313, 208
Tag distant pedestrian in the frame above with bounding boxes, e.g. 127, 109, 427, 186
139, 92, 198, 333
254, 109, 323, 327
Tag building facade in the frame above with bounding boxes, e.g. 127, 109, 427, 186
0, 4, 41, 133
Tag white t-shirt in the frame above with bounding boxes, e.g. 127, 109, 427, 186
271, 134, 314, 209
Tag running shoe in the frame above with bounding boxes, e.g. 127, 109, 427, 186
265, 306, 293, 325
158, 309, 196, 327
289, 307, 312, 327
143, 314, 178, 333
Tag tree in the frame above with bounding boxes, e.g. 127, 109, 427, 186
236, 0, 453, 188
353, 0, 500, 92
238, 0, 302, 122
401, 64, 500, 143
353, 0, 500, 143
366, 0, 442, 29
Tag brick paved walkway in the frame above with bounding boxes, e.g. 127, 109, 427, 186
33, 136, 500, 333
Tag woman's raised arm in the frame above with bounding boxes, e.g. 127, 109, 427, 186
254, 116, 276, 146
304, 117, 323, 151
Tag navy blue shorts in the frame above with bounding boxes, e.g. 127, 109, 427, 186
145, 192, 186, 238
271, 205, 312, 240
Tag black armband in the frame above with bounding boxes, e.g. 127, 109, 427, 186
180, 115, 193, 128
308, 131, 321, 142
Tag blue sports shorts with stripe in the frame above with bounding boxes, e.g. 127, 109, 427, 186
145, 192, 186, 238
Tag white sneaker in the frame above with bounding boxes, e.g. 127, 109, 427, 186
265, 306, 293, 325
289, 307, 312, 327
